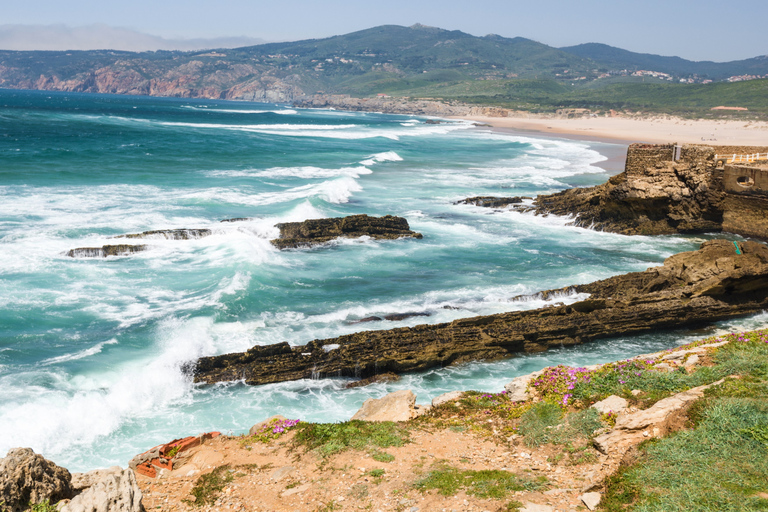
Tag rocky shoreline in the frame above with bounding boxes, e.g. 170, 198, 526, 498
192, 142, 768, 388
193, 239, 768, 386
470, 143, 768, 239
5, 328, 765, 512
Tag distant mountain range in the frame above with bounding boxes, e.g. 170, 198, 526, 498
1, 24, 766, 114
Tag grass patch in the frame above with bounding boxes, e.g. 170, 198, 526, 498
602, 334, 768, 511
368, 468, 386, 484
292, 420, 410, 458
184, 465, 233, 507
28, 501, 57, 512
413, 463, 546, 499
371, 449, 395, 463
519, 403, 602, 447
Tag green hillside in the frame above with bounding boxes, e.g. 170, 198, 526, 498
1, 24, 767, 117
561, 43, 768, 80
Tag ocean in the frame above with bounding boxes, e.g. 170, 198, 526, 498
1, 89, 765, 472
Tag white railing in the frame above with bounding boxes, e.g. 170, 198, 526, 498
715, 153, 768, 164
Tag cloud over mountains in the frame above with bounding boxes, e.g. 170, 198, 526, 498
0, 24, 267, 52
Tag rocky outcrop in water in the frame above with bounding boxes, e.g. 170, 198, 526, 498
114, 229, 212, 240
270, 214, 423, 249
0, 448, 72, 512
66, 245, 148, 258
457, 196, 525, 208
471, 143, 768, 239
193, 239, 768, 386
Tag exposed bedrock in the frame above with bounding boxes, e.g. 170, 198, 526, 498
270, 214, 423, 249
530, 144, 725, 235
193, 239, 768, 386
464, 143, 768, 239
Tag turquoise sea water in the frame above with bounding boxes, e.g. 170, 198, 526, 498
1, 89, 766, 471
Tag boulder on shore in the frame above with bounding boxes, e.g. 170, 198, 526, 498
270, 214, 422, 249
351, 390, 425, 422
61, 467, 145, 512
0, 447, 72, 512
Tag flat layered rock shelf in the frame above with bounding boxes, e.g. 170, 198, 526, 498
193, 239, 768, 386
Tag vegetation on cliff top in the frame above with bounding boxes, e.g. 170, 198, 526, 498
602, 330, 768, 511
260, 329, 768, 510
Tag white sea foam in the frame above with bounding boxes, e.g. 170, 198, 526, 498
206, 165, 372, 179
181, 106, 298, 115
359, 151, 403, 166
0, 316, 216, 462
41, 339, 119, 366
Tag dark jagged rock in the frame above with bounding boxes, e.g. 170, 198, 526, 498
114, 229, 211, 240
349, 316, 384, 325
270, 214, 423, 249
66, 245, 148, 258
383, 312, 431, 321
457, 196, 525, 208
220, 217, 254, 223
193, 239, 768, 387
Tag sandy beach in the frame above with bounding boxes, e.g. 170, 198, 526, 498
452, 114, 768, 146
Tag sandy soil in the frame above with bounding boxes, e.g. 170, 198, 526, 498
138, 427, 612, 512
451, 114, 768, 145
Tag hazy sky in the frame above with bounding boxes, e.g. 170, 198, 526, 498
3, 0, 767, 61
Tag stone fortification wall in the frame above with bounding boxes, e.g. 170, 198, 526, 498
624, 144, 676, 177
722, 193, 768, 239
724, 165, 768, 196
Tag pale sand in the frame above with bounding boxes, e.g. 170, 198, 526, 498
450, 114, 768, 146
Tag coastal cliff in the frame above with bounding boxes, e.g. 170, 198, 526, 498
530, 143, 768, 238
0, 58, 305, 101
193, 239, 768, 386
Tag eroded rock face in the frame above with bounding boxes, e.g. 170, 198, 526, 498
271, 214, 422, 249
0, 447, 72, 512
467, 143, 768, 239
61, 467, 145, 512
193, 239, 768, 387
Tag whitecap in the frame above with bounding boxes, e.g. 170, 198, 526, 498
41, 339, 119, 366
